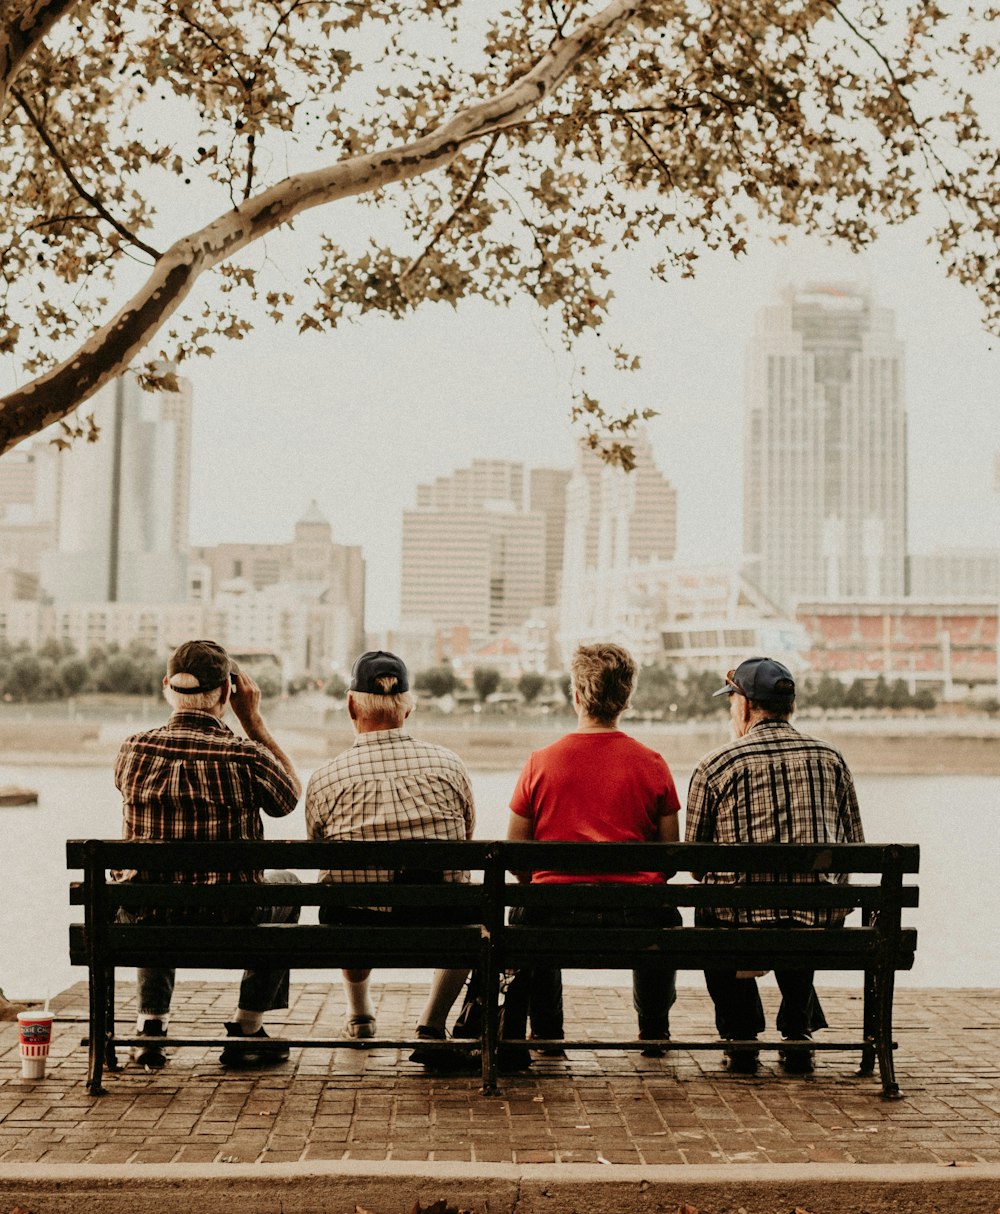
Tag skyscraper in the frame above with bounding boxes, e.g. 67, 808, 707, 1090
559, 431, 678, 651
400, 460, 548, 646
743, 284, 907, 609
40, 372, 193, 602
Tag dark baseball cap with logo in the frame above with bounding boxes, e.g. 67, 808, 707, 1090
349, 650, 409, 694
167, 639, 238, 694
713, 656, 796, 701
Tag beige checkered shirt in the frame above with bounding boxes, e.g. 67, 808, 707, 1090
305, 728, 475, 884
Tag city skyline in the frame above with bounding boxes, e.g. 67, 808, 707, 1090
3, 252, 998, 637
170, 230, 997, 631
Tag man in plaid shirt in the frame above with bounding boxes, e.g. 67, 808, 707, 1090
306, 650, 475, 1066
115, 639, 301, 1069
685, 657, 864, 1075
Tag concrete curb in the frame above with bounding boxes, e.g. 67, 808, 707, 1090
2, 1161, 999, 1213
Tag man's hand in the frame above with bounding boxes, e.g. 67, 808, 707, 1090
229, 670, 263, 730
229, 671, 302, 800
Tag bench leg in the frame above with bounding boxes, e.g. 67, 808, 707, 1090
873, 968, 902, 1100
858, 968, 876, 1077
481, 959, 501, 1097
87, 965, 109, 1096
105, 967, 121, 1073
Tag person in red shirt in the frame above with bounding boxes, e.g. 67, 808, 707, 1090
504, 642, 681, 1066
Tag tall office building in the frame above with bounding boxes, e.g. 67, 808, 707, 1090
743, 283, 907, 609
401, 460, 546, 646
560, 430, 678, 651
39, 372, 193, 602
529, 467, 572, 607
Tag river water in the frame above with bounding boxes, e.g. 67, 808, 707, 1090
1, 760, 995, 999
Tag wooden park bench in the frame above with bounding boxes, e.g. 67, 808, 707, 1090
68, 838, 917, 1099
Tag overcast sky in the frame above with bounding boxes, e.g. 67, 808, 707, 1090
180, 213, 999, 629
5, 12, 999, 631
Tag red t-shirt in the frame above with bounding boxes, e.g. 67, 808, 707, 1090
509, 731, 680, 884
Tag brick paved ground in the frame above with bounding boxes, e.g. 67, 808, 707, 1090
1, 982, 997, 1168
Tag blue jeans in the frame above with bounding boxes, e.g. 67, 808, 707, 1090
134, 870, 301, 1017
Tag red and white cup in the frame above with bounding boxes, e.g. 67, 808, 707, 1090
17, 1011, 54, 1079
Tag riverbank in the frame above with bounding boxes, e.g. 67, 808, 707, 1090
2, 716, 999, 774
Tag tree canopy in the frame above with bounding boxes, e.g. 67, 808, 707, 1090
1, 0, 997, 457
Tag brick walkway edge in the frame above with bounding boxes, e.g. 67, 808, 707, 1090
1, 982, 998, 1212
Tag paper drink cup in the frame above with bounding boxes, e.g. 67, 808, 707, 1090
17, 1010, 53, 1079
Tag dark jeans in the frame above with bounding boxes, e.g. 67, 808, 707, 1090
700, 915, 831, 1040
132, 870, 301, 1017
504, 904, 681, 1041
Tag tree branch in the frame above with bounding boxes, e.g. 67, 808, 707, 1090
399, 133, 500, 288
0, 0, 80, 112
13, 86, 163, 261
0, 0, 643, 454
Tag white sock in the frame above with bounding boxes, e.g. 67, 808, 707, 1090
343, 976, 373, 1018
137, 1014, 168, 1033
234, 1009, 264, 1035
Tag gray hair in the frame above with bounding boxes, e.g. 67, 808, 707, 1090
163, 673, 225, 714
348, 688, 414, 729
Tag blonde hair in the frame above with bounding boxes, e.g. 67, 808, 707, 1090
571, 643, 636, 726
349, 686, 414, 729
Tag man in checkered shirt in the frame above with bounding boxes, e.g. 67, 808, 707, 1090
115, 639, 301, 1070
685, 657, 865, 1075
306, 650, 475, 1064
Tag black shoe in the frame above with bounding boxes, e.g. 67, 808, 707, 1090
779, 1035, 815, 1074
219, 1022, 290, 1068
723, 1040, 760, 1074
409, 1025, 474, 1073
132, 1019, 167, 1069
497, 1043, 533, 1073
529, 1032, 567, 1058
639, 1027, 670, 1059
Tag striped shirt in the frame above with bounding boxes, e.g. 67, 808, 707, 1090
305, 728, 475, 885
114, 710, 299, 888
684, 719, 864, 926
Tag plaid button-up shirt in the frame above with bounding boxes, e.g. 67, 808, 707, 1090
114, 710, 299, 889
685, 719, 864, 926
305, 728, 475, 885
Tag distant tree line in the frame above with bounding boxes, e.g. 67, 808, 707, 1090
0, 639, 287, 702
0, 639, 163, 702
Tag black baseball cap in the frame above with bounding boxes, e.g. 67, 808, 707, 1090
713, 657, 796, 700
349, 650, 409, 695
167, 639, 238, 694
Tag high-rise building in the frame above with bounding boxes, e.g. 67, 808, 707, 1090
39, 373, 193, 603
559, 431, 678, 653
0, 439, 60, 597
743, 283, 907, 609
191, 501, 366, 673
528, 468, 572, 607
400, 461, 546, 647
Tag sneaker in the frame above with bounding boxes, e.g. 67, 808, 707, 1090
132, 1019, 167, 1070
345, 1014, 376, 1039
779, 1035, 815, 1074
219, 1022, 290, 1068
722, 1040, 760, 1074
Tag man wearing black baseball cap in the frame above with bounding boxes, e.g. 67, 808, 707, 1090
306, 650, 476, 1066
115, 639, 302, 1070
686, 657, 865, 1076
